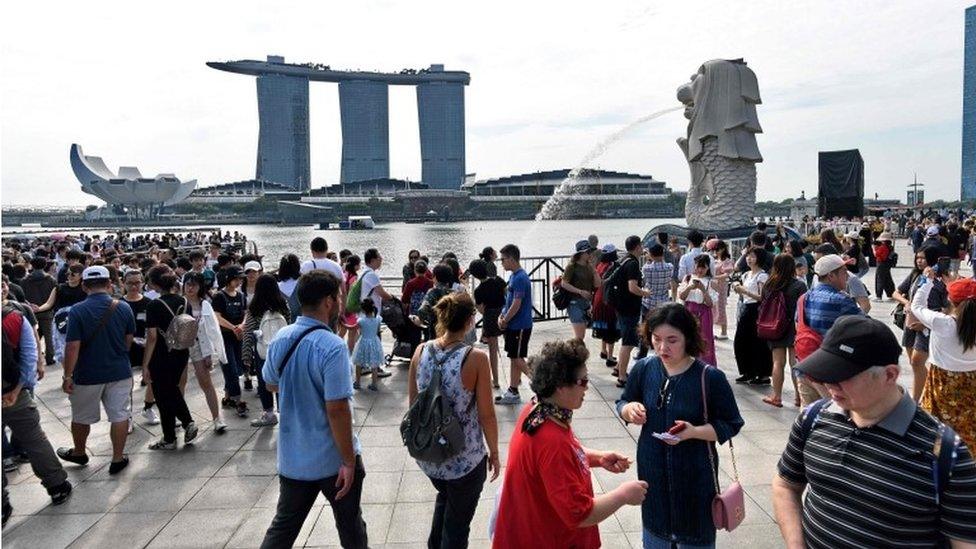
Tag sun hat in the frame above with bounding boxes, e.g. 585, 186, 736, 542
814, 254, 847, 277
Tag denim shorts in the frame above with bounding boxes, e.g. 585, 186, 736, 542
567, 298, 589, 324
616, 314, 640, 347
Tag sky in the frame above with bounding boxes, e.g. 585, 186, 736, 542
1, 1, 972, 207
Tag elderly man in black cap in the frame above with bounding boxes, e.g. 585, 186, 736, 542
772, 316, 976, 548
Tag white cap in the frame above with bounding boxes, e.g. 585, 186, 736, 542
244, 261, 263, 272
814, 254, 847, 277
82, 266, 110, 281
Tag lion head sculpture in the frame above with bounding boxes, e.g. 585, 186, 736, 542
677, 59, 763, 163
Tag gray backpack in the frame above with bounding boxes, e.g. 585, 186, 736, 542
400, 342, 473, 464
158, 297, 198, 351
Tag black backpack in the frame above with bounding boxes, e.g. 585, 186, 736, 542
400, 342, 473, 464
2, 307, 24, 395
603, 257, 636, 309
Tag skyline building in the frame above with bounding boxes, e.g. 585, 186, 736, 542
209, 56, 470, 190
256, 72, 311, 192
963, 5, 976, 200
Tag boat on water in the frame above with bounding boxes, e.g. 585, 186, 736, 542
318, 215, 376, 230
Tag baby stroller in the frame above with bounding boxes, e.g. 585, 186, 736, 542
381, 297, 421, 366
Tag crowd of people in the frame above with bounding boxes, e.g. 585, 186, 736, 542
1, 209, 976, 548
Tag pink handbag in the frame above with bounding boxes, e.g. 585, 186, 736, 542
701, 366, 745, 531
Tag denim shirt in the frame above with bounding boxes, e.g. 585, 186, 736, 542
616, 357, 744, 544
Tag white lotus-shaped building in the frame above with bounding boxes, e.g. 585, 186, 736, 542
70, 144, 196, 206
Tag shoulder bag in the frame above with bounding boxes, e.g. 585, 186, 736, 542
701, 365, 745, 531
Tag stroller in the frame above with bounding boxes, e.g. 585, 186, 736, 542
381, 297, 421, 366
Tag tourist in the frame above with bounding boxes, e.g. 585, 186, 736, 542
351, 299, 384, 391
57, 266, 134, 475
142, 266, 198, 450
1, 282, 72, 523
760, 254, 807, 408
339, 255, 361, 354
401, 249, 420, 288
359, 248, 392, 319
872, 232, 896, 301
920, 224, 951, 261
243, 260, 262, 305
494, 339, 646, 548
591, 244, 621, 368
773, 316, 976, 548
819, 228, 843, 254
181, 271, 226, 432
947, 222, 969, 274
677, 229, 708, 279
913, 273, 976, 449
20, 256, 56, 365
32, 263, 86, 364
121, 269, 157, 425
206, 242, 222, 270
402, 260, 433, 318
641, 243, 674, 319
242, 273, 291, 428
657, 233, 680, 300
186, 250, 216, 288
560, 240, 600, 341
618, 304, 744, 548
707, 239, 734, 341
408, 292, 499, 548
213, 265, 249, 416
903, 249, 950, 401
276, 253, 302, 322
496, 244, 534, 405
614, 235, 648, 388
844, 252, 872, 314
479, 246, 499, 277
733, 247, 772, 384
736, 231, 774, 272
261, 270, 367, 549
56, 249, 84, 285
301, 237, 344, 280
470, 259, 505, 389
678, 254, 718, 366
415, 263, 455, 340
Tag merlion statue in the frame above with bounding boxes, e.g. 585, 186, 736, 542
677, 59, 762, 230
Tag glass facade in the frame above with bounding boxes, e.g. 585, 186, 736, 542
417, 82, 466, 189
256, 75, 311, 191
964, 6, 976, 200
339, 80, 390, 183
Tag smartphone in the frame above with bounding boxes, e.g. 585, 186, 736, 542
936, 256, 951, 275
668, 422, 687, 435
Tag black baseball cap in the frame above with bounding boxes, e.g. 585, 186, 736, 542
793, 316, 901, 384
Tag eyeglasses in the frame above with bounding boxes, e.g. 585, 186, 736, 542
656, 377, 672, 409
574, 377, 589, 388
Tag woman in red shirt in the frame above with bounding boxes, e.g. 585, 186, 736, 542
492, 339, 647, 548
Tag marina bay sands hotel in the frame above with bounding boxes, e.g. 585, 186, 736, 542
207, 55, 469, 192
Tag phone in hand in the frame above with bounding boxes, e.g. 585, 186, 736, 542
936, 256, 951, 275
667, 422, 687, 435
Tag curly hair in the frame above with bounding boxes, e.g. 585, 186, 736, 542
640, 303, 706, 358
529, 339, 589, 398
433, 292, 475, 335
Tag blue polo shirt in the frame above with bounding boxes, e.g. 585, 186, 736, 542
65, 293, 135, 385
803, 283, 863, 336
503, 268, 533, 330
263, 316, 360, 481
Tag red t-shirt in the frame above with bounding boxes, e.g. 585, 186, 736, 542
402, 276, 433, 312
493, 404, 600, 549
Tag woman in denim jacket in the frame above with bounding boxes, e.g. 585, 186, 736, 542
617, 303, 744, 548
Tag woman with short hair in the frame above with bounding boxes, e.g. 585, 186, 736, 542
494, 338, 646, 548
560, 240, 601, 341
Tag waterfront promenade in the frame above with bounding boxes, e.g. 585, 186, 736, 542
2, 240, 947, 548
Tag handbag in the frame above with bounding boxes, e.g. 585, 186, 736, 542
701, 366, 745, 531
893, 303, 906, 330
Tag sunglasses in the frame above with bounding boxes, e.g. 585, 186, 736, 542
574, 377, 589, 388
656, 378, 672, 409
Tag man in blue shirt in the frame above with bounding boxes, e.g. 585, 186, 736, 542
57, 266, 135, 476
496, 244, 533, 405
805, 255, 864, 337
261, 270, 366, 549
2, 281, 72, 524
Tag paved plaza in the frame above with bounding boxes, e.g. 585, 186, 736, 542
2, 241, 954, 548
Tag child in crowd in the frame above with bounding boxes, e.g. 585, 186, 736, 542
352, 299, 385, 391
709, 239, 734, 340
677, 254, 718, 366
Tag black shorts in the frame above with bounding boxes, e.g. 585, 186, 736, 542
504, 328, 532, 359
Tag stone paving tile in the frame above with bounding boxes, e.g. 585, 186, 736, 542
110, 477, 210, 513
184, 475, 274, 510
67, 510, 174, 549
305, 503, 393, 547
227, 504, 319, 548
146, 507, 248, 549
3, 512, 104, 549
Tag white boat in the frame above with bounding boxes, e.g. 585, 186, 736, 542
318, 215, 375, 230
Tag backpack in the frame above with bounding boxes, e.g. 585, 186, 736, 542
284, 289, 301, 323
2, 307, 24, 395
793, 292, 823, 361
756, 289, 788, 340
158, 297, 198, 351
346, 277, 365, 314
400, 342, 473, 464
603, 257, 635, 309
257, 310, 289, 360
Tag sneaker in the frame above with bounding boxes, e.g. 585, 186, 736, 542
749, 377, 771, 386
108, 457, 129, 475
148, 439, 177, 451
56, 448, 89, 466
243, 378, 254, 392
353, 381, 361, 390
141, 407, 160, 425
251, 412, 278, 427
375, 368, 392, 379
367, 383, 378, 392
734, 375, 754, 384
605, 358, 618, 368
49, 481, 72, 505
221, 397, 237, 409
183, 422, 199, 444
495, 389, 522, 406
214, 418, 227, 433
236, 401, 249, 418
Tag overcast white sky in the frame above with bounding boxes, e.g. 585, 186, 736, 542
1, 1, 972, 207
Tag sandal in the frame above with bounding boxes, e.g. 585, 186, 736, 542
610, 368, 618, 377
616, 379, 627, 388
762, 396, 784, 408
